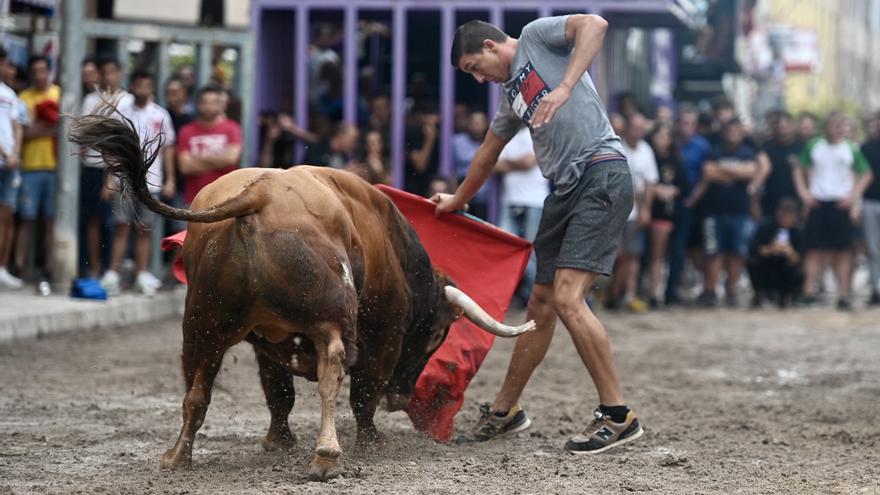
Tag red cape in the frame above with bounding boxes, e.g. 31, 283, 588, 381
161, 184, 531, 442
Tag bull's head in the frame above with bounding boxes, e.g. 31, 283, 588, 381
384, 271, 535, 412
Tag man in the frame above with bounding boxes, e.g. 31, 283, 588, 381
795, 112, 873, 310
611, 113, 657, 312
15, 56, 60, 294
693, 119, 759, 307
796, 112, 819, 146
452, 110, 491, 219
861, 112, 880, 306
758, 111, 802, 218
434, 16, 641, 454
405, 103, 439, 197
177, 85, 242, 207
304, 122, 359, 169
0, 47, 25, 289
496, 127, 549, 306
81, 57, 99, 97
747, 198, 804, 308
101, 71, 176, 296
82, 56, 132, 280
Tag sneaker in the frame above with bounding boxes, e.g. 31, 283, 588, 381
625, 297, 649, 314
869, 292, 880, 307
472, 403, 531, 441
695, 291, 718, 308
136, 271, 159, 297
648, 297, 661, 310
100, 270, 122, 297
0, 267, 24, 289
565, 409, 643, 455
795, 293, 818, 307
837, 298, 852, 311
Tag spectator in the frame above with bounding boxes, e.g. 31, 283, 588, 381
346, 129, 389, 184
14, 55, 60, 294
177, 85, 242, 207
101, 71, 176, 296
496, 127, 549, 307
795, 112, 874, 310
363, 93, 391, 150
0, 47, 25, 289
164, 77, 193, 134
758, 110, 802, 218
647, 123, 689, 308
81, 57, 99, 96
747, 198, 804, 308
610, 113, 657, 312
706, 98, 736, 147
404, 104, 439, 197
453, 102, 470, 133
796, 111, 819, 146
304, 122, 358, 169
862, 111, 880, 306
259, 111, 317, 168
696, 118, 758, 307
426, 175, 453, 198
173, 65, 197, 100
452, 110, 490, 219
666, 105, 711, 305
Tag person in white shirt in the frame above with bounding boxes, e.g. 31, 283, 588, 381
80, 56, 133, 280
102, 70, 176, 296
0, 46, 25, 289
609, 113, 657, 312
496, 128, 549, 305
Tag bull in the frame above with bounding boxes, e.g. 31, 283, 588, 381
68, 109, 534, 481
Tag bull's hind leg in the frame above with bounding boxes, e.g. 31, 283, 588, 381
161, 319, 233, 469
349, 370, 384, 447
306, 323, 346, 481
253, 345, 297, 451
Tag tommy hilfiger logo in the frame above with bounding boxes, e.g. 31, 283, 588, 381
506, 61, 550, 126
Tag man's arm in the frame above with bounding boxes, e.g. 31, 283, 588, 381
531, 14, 608, 128
5, 119, 23, 168
178, 144, 243, 175
162, 145, 176, 198
432, 129, 508, 214
792, 164, 816, 208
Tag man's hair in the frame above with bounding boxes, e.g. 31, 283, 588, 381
797, 111, 818, 123
722, 117, 742, 132
27, 55, 49, 70
164, 76, 190, 95
129, 69, 153, 84
96, 55, 121, 70
81, 56, 97, 67
195, 84, 224, 102
776, 197, 799, 215
450, 20, 508, 68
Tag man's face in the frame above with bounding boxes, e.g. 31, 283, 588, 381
197, 92, 223, 121
798, 116, 817, 139
723, 123, 744, 146
100, 63, 122, 91
458, 44, 510, 84
774, 116, 793, 140
81, 62, 99, 90
624, 115, 646, 143
678, 112, 698, 138
371, 96, 390, 124
827, 115, 845, 142
30, 60, 50, 89
467, 112, 488, 140
130, 77, 153, 102
164, 81, 187, 108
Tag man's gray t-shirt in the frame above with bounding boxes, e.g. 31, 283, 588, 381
490, 15, 623, 195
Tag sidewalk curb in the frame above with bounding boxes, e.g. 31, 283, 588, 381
0, 287, 186, 343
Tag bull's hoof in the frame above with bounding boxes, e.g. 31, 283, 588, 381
306, 455, 343, 482
161, 448, 192, 470
261, 431, 297, 452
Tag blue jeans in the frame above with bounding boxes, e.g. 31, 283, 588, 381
0, 168, 20, 210
500, 204, 542, 302
17, 170, 56, 220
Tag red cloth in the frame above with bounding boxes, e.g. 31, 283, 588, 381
176, 118, 242, 204
161, 184, 532, 442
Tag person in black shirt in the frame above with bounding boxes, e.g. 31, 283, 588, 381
861, 111, 880, 306
747, 198, 804, 308
647, 123, 689, 308
758, 110, 802, 218
404, 104, 439, 197
694, 118, 759, 307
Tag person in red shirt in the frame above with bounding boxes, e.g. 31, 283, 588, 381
177, 85, 242, 205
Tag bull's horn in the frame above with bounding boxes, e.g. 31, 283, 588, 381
444, 286, 536, 337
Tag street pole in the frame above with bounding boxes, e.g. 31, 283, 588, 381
56, 0, 85, 289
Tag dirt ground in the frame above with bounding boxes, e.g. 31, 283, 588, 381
1, 306, 879, 494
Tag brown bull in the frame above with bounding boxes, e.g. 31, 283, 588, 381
69, 110, 534, 481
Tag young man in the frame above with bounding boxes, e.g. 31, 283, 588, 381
452, 110, 491, 219
0, 47, 25, 289
758, 111, 802, 218
862, 112, 880, 306
693, 119, 759, 307
434, 16, 641, 454
16, 56, 60, 293
795, 112, 873, 310
102, 71, 176, 296
747, 198, 804, 308
177, 85, 242, 207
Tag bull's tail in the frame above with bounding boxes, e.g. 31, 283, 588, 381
68, 100, 264, 224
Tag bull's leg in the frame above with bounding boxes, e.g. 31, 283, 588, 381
349, 370, 383, 447
306, 323, 346, 481
254, 347, 297, 451
161, 324, 228, 470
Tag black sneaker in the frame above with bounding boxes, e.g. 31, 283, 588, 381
837, 298, 852, 311
795, 294, 818, 307
472, 403, 531, 441
725, 293, 739, 308
696, 291, 718, 308
869, 292, 880, 307
565, 409, 643, 455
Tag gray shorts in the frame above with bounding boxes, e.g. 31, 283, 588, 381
534, 159, 633, 284
113, 192, 159, 226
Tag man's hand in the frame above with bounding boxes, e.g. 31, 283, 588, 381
531, 85, 572, 129
3, 152, 18, 170
430, 193, 466, 217
800, 191, 818, 209
162, 180, 177, 200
